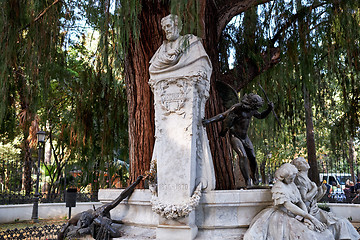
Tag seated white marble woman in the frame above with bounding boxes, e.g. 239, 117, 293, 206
244, 163, 335, 240
292, 157, 360, 240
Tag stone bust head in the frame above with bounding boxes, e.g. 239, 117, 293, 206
161, 14, 183, 41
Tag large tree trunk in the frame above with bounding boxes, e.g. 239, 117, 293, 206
203, 1, 235, 189
303, 86, 320, 185
126, 0, 271, 189
126, 0, 169, 187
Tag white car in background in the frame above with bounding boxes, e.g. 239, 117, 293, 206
319, 173, 357, 202
320, 173, 357, 189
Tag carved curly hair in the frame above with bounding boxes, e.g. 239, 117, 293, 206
161, 14, 183, 33
275, 163, 298, 181
240, 93, 264, 109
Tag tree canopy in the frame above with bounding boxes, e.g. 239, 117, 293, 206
0, 0, 359, 192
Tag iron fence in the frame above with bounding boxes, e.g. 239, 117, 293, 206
0, 154, 126, 206
0, 156, 108, 205
0, 192, 98, 205
0, 223, 359, 240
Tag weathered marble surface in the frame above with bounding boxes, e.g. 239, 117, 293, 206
244, 163, 334, 240
99, 188, 272, 239
148, 14, 215, 240
292, 157, 360, 240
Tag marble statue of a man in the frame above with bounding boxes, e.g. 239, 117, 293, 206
148, 15, 215, 230
148, 13, 215, 240
149, 14, 212, 80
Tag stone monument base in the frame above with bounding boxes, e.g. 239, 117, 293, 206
157, 224, 198, 240
99, 188, 272, 239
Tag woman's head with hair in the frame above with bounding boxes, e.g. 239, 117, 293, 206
240, 93, 264, 109
275, 163, 298, 183
291, 157, 310, 172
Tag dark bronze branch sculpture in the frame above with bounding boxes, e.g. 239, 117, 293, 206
58, 175, 143, 240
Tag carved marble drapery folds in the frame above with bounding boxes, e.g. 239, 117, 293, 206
149, 25, 214, 239
292, 157, 360, 240
148, 38, 215, 199
244, 163, 335, 240
149, 34, 211, 80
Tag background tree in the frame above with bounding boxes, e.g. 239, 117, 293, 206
0, 0, 129, 194
0, 0, 63, 194
1, 0, 359, 192
242, 0, 360, 184
122, 0, 359, 188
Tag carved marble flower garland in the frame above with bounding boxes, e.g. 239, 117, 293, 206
151, 183, 202, 219
148, 159, 202, 219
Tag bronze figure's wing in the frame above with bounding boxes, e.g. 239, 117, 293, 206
215, 81, 239, 109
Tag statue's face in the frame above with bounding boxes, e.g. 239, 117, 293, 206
251, 94, 264, 109
241, 93, 264, 109
284, 172, 296, 184
80, 213, 92, 227
296, 158, 310, 171
162, 18, 179, 41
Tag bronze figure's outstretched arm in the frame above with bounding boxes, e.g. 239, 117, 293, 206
202, 103, 242, 126
202, 113, 226, 125
101, 175, 143, 216
254, 102, 273, 119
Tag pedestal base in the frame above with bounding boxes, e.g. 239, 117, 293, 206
99, 189, 272, 239
157, 224, 198, 240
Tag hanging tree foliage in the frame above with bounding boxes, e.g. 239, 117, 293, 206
0, 0, 63, 194
1, 0, 359, 191
225, 0, 360, 183
0, 0, 129, 193
70, 0, 360, 188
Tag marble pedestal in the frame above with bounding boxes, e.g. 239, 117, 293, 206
148, 20, 216, 238
99, 188, 272, 239
149, 72, 215, 239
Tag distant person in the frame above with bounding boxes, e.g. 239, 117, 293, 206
343, 180, 355, 200
349, 181, 355, 194
327, 181, 336, 197
354, 179, 360, 193
331, 181, 338, 193
345, 179, 350, 186
322, 180, 332, 198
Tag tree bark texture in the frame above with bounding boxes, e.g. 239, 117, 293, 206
126, 0, 272, 189
348, 138, 356, 183
303, 86, 320, 185
125, 0, 169, 187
